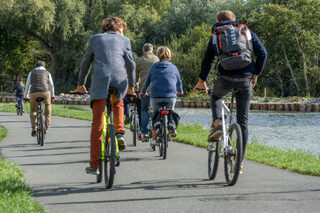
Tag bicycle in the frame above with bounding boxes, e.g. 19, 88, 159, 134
207, 88, 243, 186
16, 97, 24, 116
127, 95, 140, 147
153, 102, 171, 159
95, 90, 120, 189
36, 98, 45, 146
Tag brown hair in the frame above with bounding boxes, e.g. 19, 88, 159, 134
157, 46, 171, 61
101, 17, 127, 33
216, 10, 236, 22
143, 43, 153, 52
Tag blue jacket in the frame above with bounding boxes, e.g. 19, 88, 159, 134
12, 84, 25, 97
142, 61, 183, 98
199, 21, 267, 80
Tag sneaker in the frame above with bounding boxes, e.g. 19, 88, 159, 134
208, 125, 223, 141
115, 156, 120, 167
169, 129, 177, 138
141, 134, 149, 142
150, 139, 158, 146
117, 133, 126, 151
45, 124, 50, 130
85, 167, 99, 175
239, 162, 244, 174
31, 129, 36, 137
124, 116, 131, 125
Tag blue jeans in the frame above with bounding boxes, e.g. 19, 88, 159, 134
15, 96, 24, 108
151, 97, 176, 130
140, 96, 150, 134
211, 77, 252, 159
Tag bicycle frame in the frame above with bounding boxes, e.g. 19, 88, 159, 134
101, 105, 119, 160
220, 91, 236, 155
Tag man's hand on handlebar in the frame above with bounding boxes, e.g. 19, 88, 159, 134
177, 91, 184, 96
141, 92, 149, 97
127, 87, 136, 97
70, 85, 88, 94
193, 79, 208, 94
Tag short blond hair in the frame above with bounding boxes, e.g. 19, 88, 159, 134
216, 10, 236, 22
157, 46, 171, 61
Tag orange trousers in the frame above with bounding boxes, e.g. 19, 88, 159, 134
90, 95, 124, 168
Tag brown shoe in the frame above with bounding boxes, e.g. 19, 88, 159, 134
31, 129, 36, 137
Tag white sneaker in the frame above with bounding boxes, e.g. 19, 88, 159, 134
150, 140, 158, 145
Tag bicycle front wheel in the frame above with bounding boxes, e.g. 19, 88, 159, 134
104, 124, 116, 189
96, 159, 102, 183
208, 141, 220, 180
224, 123, 242, 186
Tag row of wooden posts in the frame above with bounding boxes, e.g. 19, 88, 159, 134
1, 96, 319, 112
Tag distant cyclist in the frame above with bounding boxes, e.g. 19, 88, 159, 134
71, 17, 136, 175
135, 43, 159, 141
141, 46, 183, 146
12, 78, 25, 112
24, 61, 55, 136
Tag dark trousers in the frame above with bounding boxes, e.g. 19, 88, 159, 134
211, 77, 252, 158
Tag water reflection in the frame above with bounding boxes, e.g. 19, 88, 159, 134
175, 108, 320, 156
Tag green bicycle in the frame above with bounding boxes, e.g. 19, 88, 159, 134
96, 91, 120, 189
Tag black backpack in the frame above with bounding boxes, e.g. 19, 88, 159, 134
212, 24, 253, 70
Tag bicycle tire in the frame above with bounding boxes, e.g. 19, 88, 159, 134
104, 124, 116, 189
208, 141, 220, 180
19, 102, 23, 115
96, 159, 102, 183
224, 123, 242, 186
39, 111, 45, 146
162, 115, 168, 159
133, 110, 137, 146
36, 109, 41, 145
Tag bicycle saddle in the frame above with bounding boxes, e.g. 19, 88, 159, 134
36, 98, 44, 102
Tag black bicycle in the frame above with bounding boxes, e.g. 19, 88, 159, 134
155, 102, 171, 159
127, 95, 139, 147
36, 98, 45, 146
16, 97, 23, 116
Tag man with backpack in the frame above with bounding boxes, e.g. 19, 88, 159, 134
193, 10, 267, 174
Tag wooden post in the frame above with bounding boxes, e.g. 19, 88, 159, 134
264, 88, 267, 98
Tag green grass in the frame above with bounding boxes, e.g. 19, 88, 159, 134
0, 126, 43, 213
1, 102, 319, 176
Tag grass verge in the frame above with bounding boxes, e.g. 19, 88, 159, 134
0, 126, 43, 213
1, 102, 319, 176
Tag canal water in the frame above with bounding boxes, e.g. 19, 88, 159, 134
175, 108, 320, 156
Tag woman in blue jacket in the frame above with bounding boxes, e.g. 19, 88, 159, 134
141, 46, 183, 145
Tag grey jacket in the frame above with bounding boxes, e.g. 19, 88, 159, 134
78, 31, 136, 103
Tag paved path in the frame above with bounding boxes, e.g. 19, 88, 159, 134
0, 112, 319, 213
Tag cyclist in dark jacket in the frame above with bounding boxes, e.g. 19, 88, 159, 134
12, 78, 25, 110
193, 10, 267, 174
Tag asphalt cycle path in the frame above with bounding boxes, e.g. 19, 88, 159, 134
0, 111, 319, 213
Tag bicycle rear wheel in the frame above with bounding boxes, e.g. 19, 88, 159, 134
224, 123, 242, 186
162, 115, 168, 159
104, 124, 116, 189
39, 112, 45, 146
133, 110, 137, 146
208, 141, 220, 180
19, 102, 23, 115
96, 159, 102, 183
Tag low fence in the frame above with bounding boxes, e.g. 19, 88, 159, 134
1, 96, 319, 112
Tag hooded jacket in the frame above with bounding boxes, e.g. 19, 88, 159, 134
142, 61, 183, 98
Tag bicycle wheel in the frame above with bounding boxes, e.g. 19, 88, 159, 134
36, 110, 41, 145
208, 141, 220, 180
96, 159, 102, 183
162, 115, 168, 160
104, 124, 116, 189
18, 102, 23, 115
39, 112, 45, 146
133, 110, 137, 146
224, 123, 242, 186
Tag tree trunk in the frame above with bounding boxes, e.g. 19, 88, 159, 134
282, 45, 300, 93
294, 33, 309, 96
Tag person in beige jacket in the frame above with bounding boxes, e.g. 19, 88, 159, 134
135, 43, 159, 141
